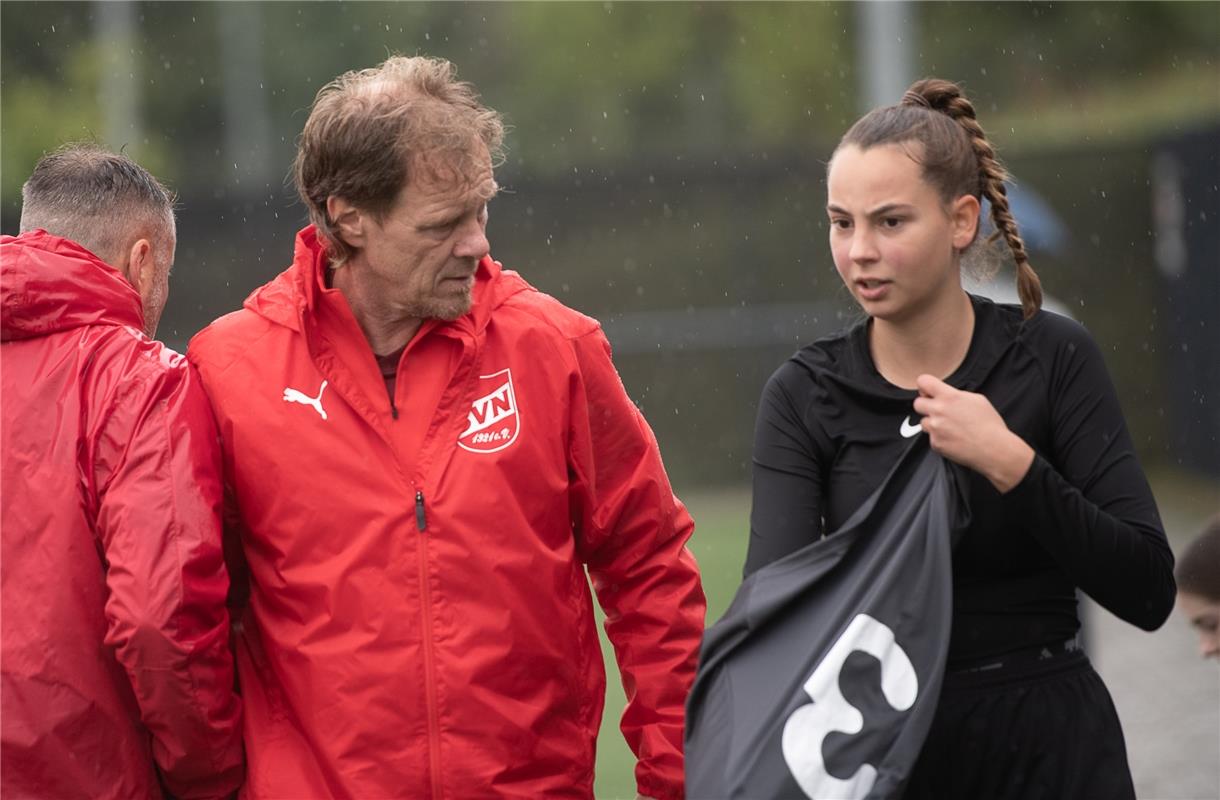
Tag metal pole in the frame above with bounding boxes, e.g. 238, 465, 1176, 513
857, 1, 915, 112
218, 2, 273, 189
95, 1, 141, 151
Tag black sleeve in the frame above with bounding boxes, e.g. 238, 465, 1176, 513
744, 363, 826, 577
1007, 318, 1176, 631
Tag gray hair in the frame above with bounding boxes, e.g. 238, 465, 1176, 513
19, 143, 176, 267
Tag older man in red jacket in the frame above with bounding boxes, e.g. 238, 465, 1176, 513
1, 145, 243, 799
188, 56, 705, 799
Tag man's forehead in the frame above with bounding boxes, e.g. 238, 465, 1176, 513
464, 170, 499, 203
411, 148, 495, 196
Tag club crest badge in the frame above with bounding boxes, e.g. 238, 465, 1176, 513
458, 368, 520, 453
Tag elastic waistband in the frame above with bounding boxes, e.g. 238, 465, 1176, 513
942, 635, 1089, 691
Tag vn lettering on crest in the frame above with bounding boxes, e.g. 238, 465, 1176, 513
458, 368, 520, 453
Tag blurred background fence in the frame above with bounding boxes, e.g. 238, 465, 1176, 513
4, 1, 1217, 487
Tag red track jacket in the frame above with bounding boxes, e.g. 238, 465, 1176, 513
187, 226, 705, 799
0, 231, 244, 799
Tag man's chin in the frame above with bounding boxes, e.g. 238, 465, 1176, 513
432, 294, 473, 322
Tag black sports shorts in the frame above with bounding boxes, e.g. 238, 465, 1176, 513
904, 647, 1135, 800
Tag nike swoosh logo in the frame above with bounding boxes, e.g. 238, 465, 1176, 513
900, 416, 923, 438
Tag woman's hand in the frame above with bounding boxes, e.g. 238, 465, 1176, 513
913, 374, 1035, 493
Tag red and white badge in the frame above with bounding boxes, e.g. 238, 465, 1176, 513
458, 368, 520, 453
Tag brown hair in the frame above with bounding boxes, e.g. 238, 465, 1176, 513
20, 142, 175, 267
1177, 514, 1220, 602
834, 78, 1042, 319
293, 55, 506, 266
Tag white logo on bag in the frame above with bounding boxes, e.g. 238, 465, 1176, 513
283, 380, 329, 421
781, 613, 918, 799
458, 368, 520, 453
900, 416, 923, 438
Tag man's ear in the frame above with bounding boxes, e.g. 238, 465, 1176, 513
950, 194, 981, 251
326, 196, 366, 249
124, 237, 157, 294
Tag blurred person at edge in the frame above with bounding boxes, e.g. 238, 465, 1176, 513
1175, 514, 1220, 661
0, 145, 244, 799
745, 79, 1176, 799
185, 55, 705, 800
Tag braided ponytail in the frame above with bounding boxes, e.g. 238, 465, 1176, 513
839, 78, 1044, 319
905, 79, 1042, 318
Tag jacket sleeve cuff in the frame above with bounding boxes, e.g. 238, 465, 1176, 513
636, 775, 683, 800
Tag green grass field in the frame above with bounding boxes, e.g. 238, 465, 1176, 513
591, 485, 750, 799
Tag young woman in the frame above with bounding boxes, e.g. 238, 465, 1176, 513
746, 78, 1176, 798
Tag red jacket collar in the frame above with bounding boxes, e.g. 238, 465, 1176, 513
1, 230, 143, 342
243, 225, 511, 340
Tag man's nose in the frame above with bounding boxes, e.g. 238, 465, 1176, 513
455, 219, 490, 260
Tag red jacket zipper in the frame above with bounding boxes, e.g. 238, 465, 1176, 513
415, 488, 442, 798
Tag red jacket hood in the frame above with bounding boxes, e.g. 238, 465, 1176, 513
1, 230, 143, 342
242, 225, 526, 338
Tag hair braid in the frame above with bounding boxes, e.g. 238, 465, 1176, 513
904, 79, 1044, 319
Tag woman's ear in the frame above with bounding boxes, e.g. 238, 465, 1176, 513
326, 196, 366, 249
951, 194, 981, 251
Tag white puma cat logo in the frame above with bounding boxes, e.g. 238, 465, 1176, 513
282, 380, 328, 421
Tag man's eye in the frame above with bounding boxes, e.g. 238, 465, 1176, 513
881, 217, 904, 228
829, 218, 851, 230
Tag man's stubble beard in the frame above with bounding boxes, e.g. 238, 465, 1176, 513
407, 287, 474, 323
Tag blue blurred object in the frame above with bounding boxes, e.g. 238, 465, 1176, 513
981, 183, 1070, 255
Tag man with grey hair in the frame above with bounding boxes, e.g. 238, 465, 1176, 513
16, 143, 177, 335
188, 55, 704, 799
1, 144, 244, 799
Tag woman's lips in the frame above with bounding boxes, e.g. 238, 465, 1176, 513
855, 278, 891, 301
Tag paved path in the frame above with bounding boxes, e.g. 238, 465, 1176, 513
1089, 478, 1219, 800
1090, 601, 1218, 799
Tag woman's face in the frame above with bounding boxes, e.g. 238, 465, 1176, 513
1177, 591, 1220, 661
826, 143, 978, 324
